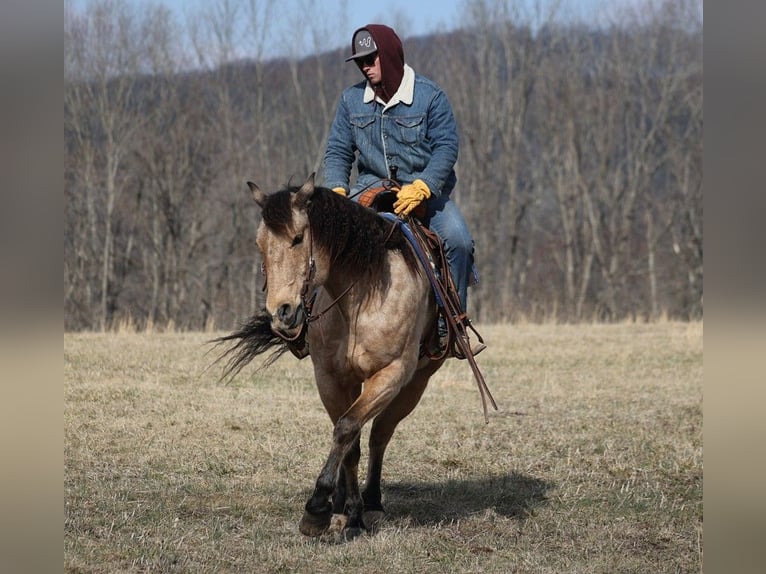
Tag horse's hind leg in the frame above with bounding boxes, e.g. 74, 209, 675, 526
362, 364, 439, 530
331, 436, 361, 515
335, 437, 365, 539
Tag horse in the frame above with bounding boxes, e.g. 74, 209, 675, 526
216, 173, 484, 540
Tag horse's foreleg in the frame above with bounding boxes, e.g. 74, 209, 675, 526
301, 367, 359, 537
299, 416, 363, 537
300, 366, 407, 538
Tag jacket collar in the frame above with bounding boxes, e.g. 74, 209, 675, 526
364, 64, 415, 109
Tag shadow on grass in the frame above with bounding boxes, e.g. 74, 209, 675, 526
381, 472, 553, 525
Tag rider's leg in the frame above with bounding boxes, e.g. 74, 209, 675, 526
424, 193, 475, 314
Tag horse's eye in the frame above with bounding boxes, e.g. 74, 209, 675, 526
291, 233, 304, 247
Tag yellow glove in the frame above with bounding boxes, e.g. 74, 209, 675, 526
332, 187, 347, 197
393, 179, 431, 216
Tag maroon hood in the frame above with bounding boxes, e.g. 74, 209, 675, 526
356, 24, 404, 103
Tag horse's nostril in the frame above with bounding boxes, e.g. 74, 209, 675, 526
274, 302, 305, 329
277, 303, 293, 323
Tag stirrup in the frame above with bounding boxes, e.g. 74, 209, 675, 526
429, 329, 487, 360
470, 341, 487, 356
452, 338, 487, 360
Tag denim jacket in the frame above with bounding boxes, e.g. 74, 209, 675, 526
323, 65, 458, 198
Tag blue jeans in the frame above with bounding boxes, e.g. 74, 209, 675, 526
421, 193, 475, 313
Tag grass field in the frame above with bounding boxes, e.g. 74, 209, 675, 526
65, 322, 702, 573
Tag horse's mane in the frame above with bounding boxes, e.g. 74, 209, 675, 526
260, 184, 420, 287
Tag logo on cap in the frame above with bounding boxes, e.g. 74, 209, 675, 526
345, 30, 378, 62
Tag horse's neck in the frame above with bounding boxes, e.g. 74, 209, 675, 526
317, 212, 392, 312
321, 263, 377, 318
323, 267, 360, 300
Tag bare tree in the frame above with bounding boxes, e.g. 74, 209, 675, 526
64, 0, 702, 330
65, 0, 150, 329
440, 0, 550, 321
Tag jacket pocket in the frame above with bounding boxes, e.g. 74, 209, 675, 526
350, 115, 377, 149
393, 114, 425, 144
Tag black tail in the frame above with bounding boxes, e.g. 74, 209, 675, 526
211, 310, 289, 380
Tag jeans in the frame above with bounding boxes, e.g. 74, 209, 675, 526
421, 193, 475, 313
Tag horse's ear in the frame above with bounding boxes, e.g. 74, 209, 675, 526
247, 181, 266, 207
293, 172, 316, 209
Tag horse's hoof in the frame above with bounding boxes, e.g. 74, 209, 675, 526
362, 510, 386, 533
299, 510, 332, 537
343, 526, 365, 541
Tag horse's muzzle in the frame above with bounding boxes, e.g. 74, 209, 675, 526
270, 302, 306, 339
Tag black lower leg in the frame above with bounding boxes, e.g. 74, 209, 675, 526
300, 416, 361, 536
332, 437, 361, 514
332, 467, 347, 515
362, 447, 385, 512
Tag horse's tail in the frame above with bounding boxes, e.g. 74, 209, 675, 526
211, 310, 289, 381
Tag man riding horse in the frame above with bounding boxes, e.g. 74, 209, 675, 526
323, 24, 483, 356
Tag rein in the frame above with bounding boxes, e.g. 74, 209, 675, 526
301, 225, 354, 325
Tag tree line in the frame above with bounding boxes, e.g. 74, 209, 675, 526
64, 0, 702, 331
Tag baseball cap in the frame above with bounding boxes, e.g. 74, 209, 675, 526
345, 29, 377, 62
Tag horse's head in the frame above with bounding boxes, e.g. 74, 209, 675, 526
248, 174, 319, 340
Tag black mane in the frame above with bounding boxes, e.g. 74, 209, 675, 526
260, 184, 420, 287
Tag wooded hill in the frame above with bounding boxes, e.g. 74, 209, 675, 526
65, 0, 702, 331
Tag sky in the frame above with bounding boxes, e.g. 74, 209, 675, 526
70, 0, 620, 60
170, 0, 612, 45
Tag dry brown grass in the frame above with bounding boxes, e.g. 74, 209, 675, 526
65, 322, 702, 573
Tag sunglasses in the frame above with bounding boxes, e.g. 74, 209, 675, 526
356, 53, 378, 67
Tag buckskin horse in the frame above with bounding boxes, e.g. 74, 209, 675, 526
216, 173, 493, 539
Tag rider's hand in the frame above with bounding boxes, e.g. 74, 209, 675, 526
393, 179, 431, 216
332, 187, 347, 197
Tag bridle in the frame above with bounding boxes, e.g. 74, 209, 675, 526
258, 185, 404, 358
261, 225, 359, 346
